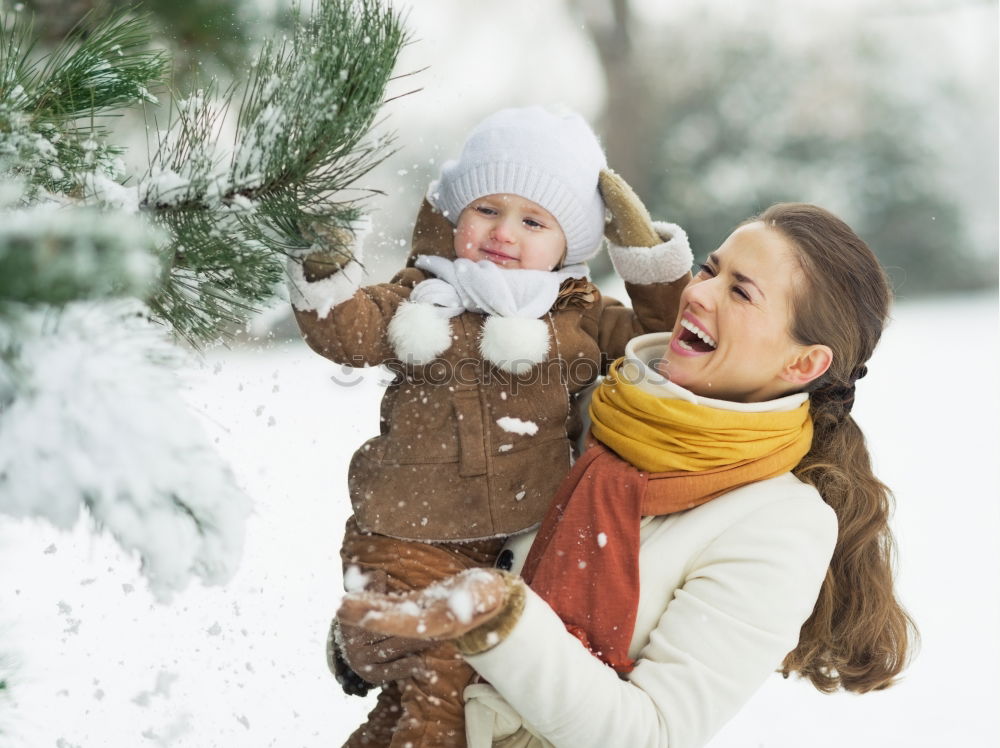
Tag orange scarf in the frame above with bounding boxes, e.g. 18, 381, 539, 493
521, 361, 813, 674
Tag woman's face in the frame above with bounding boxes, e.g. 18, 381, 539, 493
657, 221, 829, 402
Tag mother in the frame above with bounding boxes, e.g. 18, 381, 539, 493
340, 202, 915, 748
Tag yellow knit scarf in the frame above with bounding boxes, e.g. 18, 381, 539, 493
524, 358, 815, 674
589, 358, 814, 474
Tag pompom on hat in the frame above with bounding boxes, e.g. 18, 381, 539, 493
428, 106, 608, 266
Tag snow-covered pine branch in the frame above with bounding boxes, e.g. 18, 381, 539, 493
0, 9, 166, 203
0, 298, 252, 600
0, 1, 410, 606
0, 0, 408, 615
0, 177, 249, 600
0, 183, 163, 305
142, 0, 408, 344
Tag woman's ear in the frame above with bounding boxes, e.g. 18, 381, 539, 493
779, 344, 833, 388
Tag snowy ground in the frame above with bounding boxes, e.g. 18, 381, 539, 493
1, 291, 998, 747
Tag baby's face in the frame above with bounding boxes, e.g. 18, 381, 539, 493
454, 194, 567, 270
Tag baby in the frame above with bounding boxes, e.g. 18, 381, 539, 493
288, 106, 692, 747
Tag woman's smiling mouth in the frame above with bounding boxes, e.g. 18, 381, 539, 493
672, 314, 717, 355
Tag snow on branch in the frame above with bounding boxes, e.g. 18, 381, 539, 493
141, 0, 409, 344
0, 300, 251, 600
0, 9, 167, 202
0, 187, 163, 306
0, 0, 407, 602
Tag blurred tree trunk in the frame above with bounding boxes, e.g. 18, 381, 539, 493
572, 0, 657, 206
23, 0, 100, 41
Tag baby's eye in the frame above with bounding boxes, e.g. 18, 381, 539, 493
475, 205, 498, 216
523, 217, 544, 229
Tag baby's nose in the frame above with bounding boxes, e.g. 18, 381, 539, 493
491, 218, 518, 243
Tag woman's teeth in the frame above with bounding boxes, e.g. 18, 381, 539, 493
680, 318, 717, 349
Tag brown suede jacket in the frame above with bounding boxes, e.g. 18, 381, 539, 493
294, 202, 687, 542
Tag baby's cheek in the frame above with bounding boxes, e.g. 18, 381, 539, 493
453, 229, 475, 258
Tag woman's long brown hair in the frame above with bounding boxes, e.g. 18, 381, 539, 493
757, 203, 917, 693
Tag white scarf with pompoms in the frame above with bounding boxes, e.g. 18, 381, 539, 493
387, 255, 588, 374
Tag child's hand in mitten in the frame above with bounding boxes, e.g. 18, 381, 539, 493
330, 617, 434, 690
301, 250, 353, 282
287, 220, 367, 315
599, 168, 660, 248
600, 168, 693, 294
327, 618, 375, 696
299, 220, 357, 281
338, 568, 510, 641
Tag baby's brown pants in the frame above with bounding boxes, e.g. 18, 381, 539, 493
339, 517, 504, 748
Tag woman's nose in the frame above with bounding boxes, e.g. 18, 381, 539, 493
684, 275, 716, 311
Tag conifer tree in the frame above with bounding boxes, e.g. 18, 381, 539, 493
0, 0, 405, 655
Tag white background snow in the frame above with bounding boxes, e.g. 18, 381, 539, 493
1, 290, 997, 747
2, 0, 997, 743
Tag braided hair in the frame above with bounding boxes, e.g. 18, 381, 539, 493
754, 203, 916, 693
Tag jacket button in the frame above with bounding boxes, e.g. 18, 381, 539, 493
495, 549, 514, 571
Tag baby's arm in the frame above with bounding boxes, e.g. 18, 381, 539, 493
290, 247, 425, 367
291, 197, 455, 367
592, 170, 693, 363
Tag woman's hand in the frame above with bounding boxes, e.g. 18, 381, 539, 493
599, 168, 661, 248
338, 568, 510, 641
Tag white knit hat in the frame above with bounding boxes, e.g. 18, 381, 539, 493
428, 106, 608, 266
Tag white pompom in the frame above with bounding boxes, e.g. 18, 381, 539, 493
388, 300, 454, 364
479, 316, 550, 375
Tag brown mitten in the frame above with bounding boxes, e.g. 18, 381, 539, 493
327, 618, 374, 697
338, 568, 513, 641
302, 251, 351, 282
599, 168, 661, 248
299, 220, 356, 281
329, 614, 439, 691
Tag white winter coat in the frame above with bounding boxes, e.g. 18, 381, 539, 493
462, 333, 839, 748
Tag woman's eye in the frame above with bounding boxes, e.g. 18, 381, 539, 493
732, 286, 751, 301
697, 263, 716, 277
